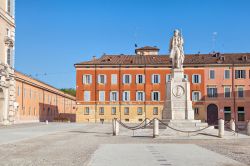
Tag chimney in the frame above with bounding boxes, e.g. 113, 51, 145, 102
92, 56, 96, 60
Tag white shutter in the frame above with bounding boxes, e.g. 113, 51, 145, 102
129, 75, 132, 84
136, 75, 138, 84
136, 92, 138, 101
104, 75, 107, 84
192, 75, 194, 83
151, 92, 154, 101
151, 75, 154, 84
122, 92, 125, 101
89, 75, 92, 84
111, 74, 117, 84
123, 75, 125, 84
142, 75, 145, 83
158, 75, 161, 83
110, 92, 112, 101
116, 92, 119, 101
128, 91, 130, 101
98, 75, 100, 83
143, 92, 145, 101
199, 75, 201, 83
82, 75, 86, 84
158, 92, 160, 101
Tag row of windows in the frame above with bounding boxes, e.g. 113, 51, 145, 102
209, 69, 249, 79
83, 86, 245, 102
84, 107, 159, 115
207, 86, 244, 98
224, 107, 245, 121
84, 91, 161, 102
82, 74, 200, 85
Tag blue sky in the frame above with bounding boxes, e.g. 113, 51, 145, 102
15, 0, 250, 88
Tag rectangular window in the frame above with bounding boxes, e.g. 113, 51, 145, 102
7, 0, 11, 13
84, 107, 90, 115
224, 70, 230, 79
99, 91, 105, 101
207, 87, 217, 98
152, 74, 160, 84
235, 70, 246, 79
83, 75, 92, 84
136, 91, 145, 101
98, 74, 106, 84
84, 91, 90, 101
123, 91, 130, 101
237, 86, 244, 98
192, 91, 201, 101
124, 107, 129, 115
7, 48, 11, 66
224, 107, 231, 121
209, 70, 215, 79
152, 91, 160, 101
166, 74, 171, 82
137, 107, 143, 115
123, 74, 131, 84
194, 107, 199, 115
111, 74, 117, 84
99, 107, 104, 115
224, 87, 231, 98
111, 107, 116, 115
238, 107, 245, 121
136, 74, 145, 84
110, 91, 118, 101
153, 107, 158, 115
192, 74, 201, 84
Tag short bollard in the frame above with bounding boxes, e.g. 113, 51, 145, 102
229, 119, 235, 132
145, 118, 150, 126
218, 119, 224, 138
45, 120, 48, 125
247, 121, 250, 136
153, 118, 159, 138
113, 119, 119, 136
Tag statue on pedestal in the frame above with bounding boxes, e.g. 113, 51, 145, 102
169, 29, 184, 69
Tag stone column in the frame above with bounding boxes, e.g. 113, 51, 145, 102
229, 119, 235, 132
153, 118, 159, 138
218, 119, 224, 138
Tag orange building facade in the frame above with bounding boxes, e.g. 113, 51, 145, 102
15, 71, 76, 123
75, 47, 250, 124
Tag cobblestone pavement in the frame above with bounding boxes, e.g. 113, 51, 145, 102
0, 123, 249, 166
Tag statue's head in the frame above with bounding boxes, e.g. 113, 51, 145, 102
174, 29, 180, 37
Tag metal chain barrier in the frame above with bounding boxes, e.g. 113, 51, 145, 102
117, 118, 153, 131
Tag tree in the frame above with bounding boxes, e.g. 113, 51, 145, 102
60, 88, 76, 97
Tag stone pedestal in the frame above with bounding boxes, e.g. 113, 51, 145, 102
163, 68, 194, 120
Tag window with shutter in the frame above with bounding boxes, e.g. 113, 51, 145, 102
111, 74, 117, 84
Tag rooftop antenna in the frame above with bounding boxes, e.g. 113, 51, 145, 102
212, 32, 217, 52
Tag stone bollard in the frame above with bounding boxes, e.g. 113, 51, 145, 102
247, 121, 250, 136
218, 119, 224, 138
153, 118, 159, 138
145, 118, 150, 126
229, 119, 235, 132
112, 119, 119, 136
45, 120, 49, 125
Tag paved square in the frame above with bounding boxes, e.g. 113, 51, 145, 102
88, 144, 245, 166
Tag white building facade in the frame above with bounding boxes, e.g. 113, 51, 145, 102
0, 0, 16, 125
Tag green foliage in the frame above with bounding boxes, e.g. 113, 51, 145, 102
60, 88, 76, 96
